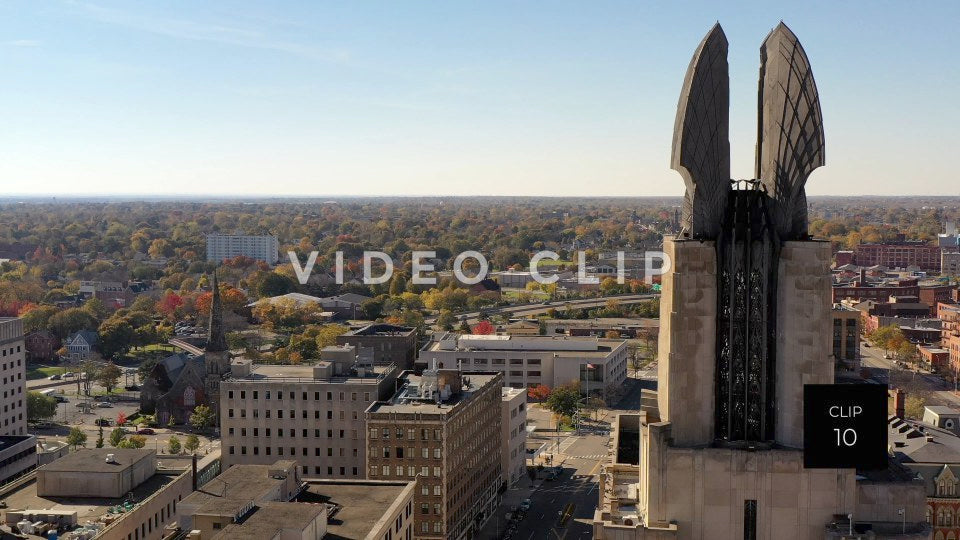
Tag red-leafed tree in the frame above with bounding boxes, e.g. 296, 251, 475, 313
472, 320, 496, 335
158, 292, 184, 317
117, 412, 127, 426
528, 384, 551, 402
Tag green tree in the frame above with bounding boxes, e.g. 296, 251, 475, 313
96, 424, 105, 448
184, 434, 200, 454
256, 272, 295, 298
26, 391, 58, 423
436, 309, 456, 331
545, 383, 581, 419
83, 297, 110, 321
67, 426, 88, 449
97, 317, 135, 358
168, 435, 181, 454
96, 362, 123, 392
189, 405, 215, 432
109, 427, 126, 447
120, 435, 146, 449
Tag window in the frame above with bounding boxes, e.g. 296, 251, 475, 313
744, 500, 757, 540
370, 428, 378, 439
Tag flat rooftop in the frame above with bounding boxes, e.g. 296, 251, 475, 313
1, 472, 182, 525
213, 501, 324, 539
38, 448, 153, 474
0, 435, 34, 452
297, 481, 410, 539
181, 461, 297, 516
367, 372, 500, 415
343, 323, 414, 337
227, 363, 392, 383
430, 333, 624, 355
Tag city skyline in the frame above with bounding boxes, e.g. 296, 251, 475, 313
2, 1, 958, 197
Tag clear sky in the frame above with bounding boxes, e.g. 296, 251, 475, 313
1, 1, 958, 197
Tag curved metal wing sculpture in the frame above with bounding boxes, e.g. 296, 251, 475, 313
671, 23, 731, 240
756, 22, 825, 240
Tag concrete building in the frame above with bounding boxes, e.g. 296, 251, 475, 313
943, 251, 960, 277
37, 448, 157, 498
940, 304, 960, 375
175, 460, 416, 540
832, 304, 861, 367
176, 459, 303, 538
0, 317, 28, 436
419, 333, 628, 397
337, 323, 418, 369
854, 241, 942, 272
220, 345, 398, 479
2, 448, 200, 540
205, 234, 279, 265
592, 23, 929, 539
500, 387, 528, 487
366, 369, 503, 539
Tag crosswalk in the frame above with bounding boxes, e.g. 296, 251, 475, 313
566, 454, 607, 460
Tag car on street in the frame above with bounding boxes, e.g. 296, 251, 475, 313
136, 428, 155, 435
97, 402, 113, 408
519, 499, 532, 512
95, 418, 111, 426
545, 471, 557, 481
48, 374, 61, 381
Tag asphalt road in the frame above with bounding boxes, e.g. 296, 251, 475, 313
427, 293, 659, 325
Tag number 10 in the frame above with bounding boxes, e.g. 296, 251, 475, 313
834, 428, 857, 447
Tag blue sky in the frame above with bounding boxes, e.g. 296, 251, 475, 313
1, 1, 957, 197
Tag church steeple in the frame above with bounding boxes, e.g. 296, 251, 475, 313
205, 271, 228, 353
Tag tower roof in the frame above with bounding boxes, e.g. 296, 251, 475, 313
205, 271, 228, 353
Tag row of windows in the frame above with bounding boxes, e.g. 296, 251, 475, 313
0, 358, 22, 370
124, 493, 180, 540
227, 389, 371, 401
0, 345, 22, 357
369, 465, 442, 478
374, 446, 442, 459
370, 427, 442, 441
228, 445, 359, 459
456, 358, 541, 366
226, 408, 361, 421
227, 427, 357, 440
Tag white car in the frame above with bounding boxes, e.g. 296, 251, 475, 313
97, 402, 113, 408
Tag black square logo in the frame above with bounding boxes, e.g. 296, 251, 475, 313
803, 384, 888, 469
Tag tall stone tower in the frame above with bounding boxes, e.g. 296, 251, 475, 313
204, 270, 230, 418
623, 23, 929, 540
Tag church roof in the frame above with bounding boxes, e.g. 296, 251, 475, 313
205, 271, 228, 353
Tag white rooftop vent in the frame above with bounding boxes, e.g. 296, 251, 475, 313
105, 453, 116, 463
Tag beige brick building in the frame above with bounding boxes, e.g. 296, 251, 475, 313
366, 369, 503, 539
500, 387, 527, 487
220, 345, 398, 479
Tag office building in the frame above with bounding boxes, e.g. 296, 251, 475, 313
206, 234, 279, 265
337, 323, 418, 369
501, 387, 528, 487
0, 317, 27, 436
366, 368, 503, 539
832, 304, 860, 367
419, 333, 628, 397
220, 344, 398, 478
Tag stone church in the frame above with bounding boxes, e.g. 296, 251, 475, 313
141, 272, 231, 425
592, 23, 930, 539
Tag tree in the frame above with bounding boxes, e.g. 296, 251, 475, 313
168, 435, 181, 455
96, 424, 105, 448
120, 435, 146, 449
527, 384, 551, 402
257, 272, 295, 298
117, 411, 127, 426
189, 405, 215, 433
545, 383, 581, 419
109, 427, 126, 447
97, 317, 135, 357
436, 309, 456, 331
472, 320, 496, 335
96, 362, 123, 392
897, 341, 919, 365
184, 434, 200, 454
26, 391, 58, 423
67, 426, 88, 449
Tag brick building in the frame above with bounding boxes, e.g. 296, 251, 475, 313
854, 241, 941, 271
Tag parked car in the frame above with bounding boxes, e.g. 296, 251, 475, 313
95, 418, 111, 426
97, 402, 113, 408
125, 385, 140, 391
48, 374, 61, 381
136, 428, 155, 435
545, 471, 557, 481
519, 499, 532, 512
63, 372, 75, 378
